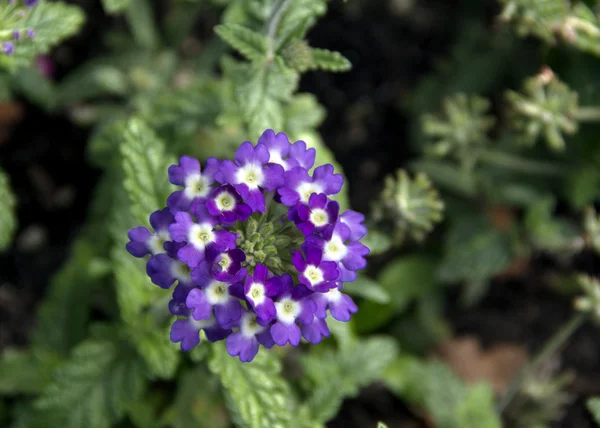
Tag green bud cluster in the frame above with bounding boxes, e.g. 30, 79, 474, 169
281, 39, 313, 73
575, 275, 600, 323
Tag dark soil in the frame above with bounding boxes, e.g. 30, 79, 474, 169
1, 0, 599, 427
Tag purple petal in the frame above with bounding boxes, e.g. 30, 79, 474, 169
301, 317, 330, 344
166, 190, 191, 213
215, 159, 238, 184
313, 164, 343, 195
258, 129, 291, 155
308, 193, 327, 209
149, 208, 174, 232
170, 319, 200, 351
270, 322, 301, 346
203, 157, 220, 179
256, 327, 275, 349
297, 297, 316, 325
264, 277, 281, 297
254, 264, 269, 283
262, 163, 285, 191
329, 293, 358, 322
311, 294, 328, 319
168, 156, 200, 186
215, 298, 242, 329
320, 261, 340, 281
277, 187, 300, 206
290, 140, 316, 170
186, 289, 212, 320
235, 142, 257, 165
191, 261, 213, 286
212, 230, 238, 252
291, 250, 307, 273
177, 244, 205, 268
244, 189, 266, 213
284, 167, 310, 191
292, 284, 313, 301
234, 203, 252, 221
342, 242, 370, 271
227, 332, 259, 362
340, 210, 368, 241
204, 324, 232, 342
305, 246, 323, 266
146, 254, 176, 289
254, 299, 276, 322
339, 264, 358, 282
169, 212, 194, 242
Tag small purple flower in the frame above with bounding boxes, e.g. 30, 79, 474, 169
170, 314, 231, 351
169, 283, 197, 316
26, 29, 35, 39
290, 193, 339, 236
269, 275, 315, 346
191, 248, 246, 284
289, 139, 316, 171
243, 264, 279, 322
167, 156, 219, 213
226, 310, 275, 362
301, 316, 330, 344
146, 254, 192, 289
169, 203, 237, 268
206, 184, 252, 225
278, 164, 343, 207
339, 209, 368, 241
257, 129, 299, 171
312, 287, 358, 322
2, 42, 14, 56
305, 221, 370, 282
215, 142, 285, 212
292, 246, 339, 292
25, 0, 39, 7
12, 31, 21, 40
186, 270, 246, 329
126, 208, 174, 257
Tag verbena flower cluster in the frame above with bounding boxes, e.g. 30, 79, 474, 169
1, 0, 39, 57
126, 130, 369, 362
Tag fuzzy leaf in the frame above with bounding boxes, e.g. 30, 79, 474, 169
455, 384, 501, 428
102, 0, 130, 14
0, 167, 17, 250
302, 336, 399, 423
0, 1, 85, 71
587, 397, 600, 425
0, 349, 61, 395
309, 48, 351, 72
215, 24, 268, 62
342, 275, 391, 304
276, 0, 327, 46
15, 339, 147, 428
208, 342, 296, 428
129, 319, 180, 380
120, 117, 175, 227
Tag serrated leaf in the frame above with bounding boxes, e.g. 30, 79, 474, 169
215, 24, 268, 62
209, 342, 296, 428
342, 275, 391, 304
276, 0, 327, 47
120, 117, 175, 227
129, 318, 180, 380
302, 336, 399, 423
0, 349, 61, 395
0, 1, 85, 71
102, 0, 130, 14
309, 48, 351, 72
587, 397, 600, 425
0, 167, 17, 250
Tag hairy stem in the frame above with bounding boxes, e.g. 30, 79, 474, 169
497, 313, 586, 413
266, 0, 293, 60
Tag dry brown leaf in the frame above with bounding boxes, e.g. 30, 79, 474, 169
435, 336, 529, 394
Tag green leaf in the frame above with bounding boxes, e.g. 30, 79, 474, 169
587, 397, 600, 425
120, 117, 175, 227
129, 318, 180, 380
0, 1, 85, 71
215, 24, 268, 62
455, 384, 501, 428
11, 67, 56, 111
361, 229, 392, 256
309, 48, 351, 72
276, 0, 327, 47
102, 0, 130, 14
125, 0, 158, 49
208, 342, 296, 428
0, 349, 61, 395
342, 275, 391, 304
302, 336, 399, 423
0, 167, 17, 251
524, 196, 580, 252
283, 93, 326, 135
15, 339, 146, 428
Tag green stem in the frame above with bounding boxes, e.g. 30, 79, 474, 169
573, 107, 600, 122
497, 313, 586, 413
266, 0, 293, 60
479, 149, 565, 176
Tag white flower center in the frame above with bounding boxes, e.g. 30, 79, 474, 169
309, 208, 329, 227
323, 235, 348, 262
218, 253, 232, 271
296, 182, 324, 204
188, 223, 215, 250
268, 151, 287, 169
304, 265, 324, 286
147, 232, 168, 255
205, 280, 230, 305
236, 163, 264, 190
240, 312, 265, 338
184, 174, 211, 199
325, 287, 342, 303
170, 261, 191, 283
275, 298, 300, 324
216, 191, 236, 212
246, 282, 266, 306
190, 315, 215, 330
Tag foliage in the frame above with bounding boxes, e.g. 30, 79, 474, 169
0, 167, 17, 250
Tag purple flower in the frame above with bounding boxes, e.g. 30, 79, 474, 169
243, 264, 279, 322
206, 184, 252, 225
12, 31, 20, 40
191, 248, 246, 284
269, 275, 315, 346
290, 193, 339, 236
305, 221, 370, 282
215, 142, 285, 212
26, 29, 35, 39
301, 316, 330, 344
167, 156, 219, 213
170, 314, 231, 351
278, 164, 343, 207
339, 209, 368, 241
146, 254, 192, 289
169, 283, 196, 316
126, 208, 174, 257
185, 269, 246, 329
312, 287, 358, 322
292, 246, 339, 292
169, 203, 237, 268
2, 42, 14, 56
289, 140, 316, 171
226, 310, 275, 362
257, 129, 297, 171
25, 0, 39, 7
